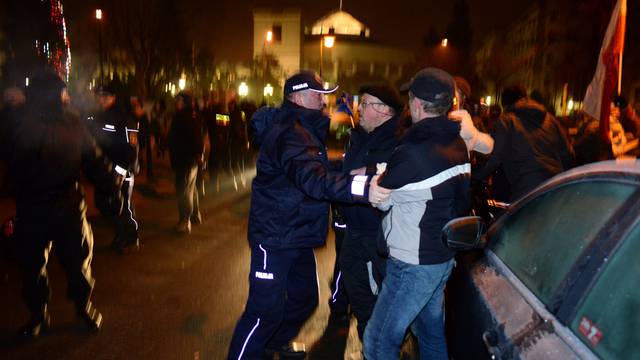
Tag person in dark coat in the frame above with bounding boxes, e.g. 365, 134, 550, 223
131, 96, 152, 178
88, 85, 140, 253
336, 84, 406, 340
227, 71, 389, 359
167, 92, 205, 234
6, 69, 122, 338
473, 85, 575, 201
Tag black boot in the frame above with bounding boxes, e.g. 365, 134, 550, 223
19, 308, 50, 339
120, 237, 141, 254
77, 302, 103, 332
265, 343, 306, 359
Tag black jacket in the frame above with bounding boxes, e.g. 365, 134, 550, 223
9, 107, 120, 209
473, 99, 574, 200
378, 116, 470, 265
248, 100, 370, 249
88, 105, 138, 172
339, 115, 404, 232
168, 110, 205, 170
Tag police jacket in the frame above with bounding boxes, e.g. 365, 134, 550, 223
9, 107, 120, 208
89, 105, 138, 173
473, 99, 574, 200
248, 100, 371, 249
376, 116, 471, 265
338, 115, 405, 233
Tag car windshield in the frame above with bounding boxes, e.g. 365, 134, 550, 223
490, 180, 636, 305
570, 220, 640, 359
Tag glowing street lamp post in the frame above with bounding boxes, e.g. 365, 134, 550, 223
264, 83, 273, 104
319, 35, 335, 78
239, 82, 249, 97
95, 9, 104, 85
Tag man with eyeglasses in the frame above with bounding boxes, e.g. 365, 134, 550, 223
227, 71, 390, 359
334, 84, 407, 343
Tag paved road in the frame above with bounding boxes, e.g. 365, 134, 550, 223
0, 159, 374, 359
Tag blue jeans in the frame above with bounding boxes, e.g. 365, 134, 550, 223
363, 258, 454, 360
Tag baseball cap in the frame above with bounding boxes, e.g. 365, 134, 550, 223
400, 67, 454, 107
359, 84, 404, 113
284, 71, 338, 97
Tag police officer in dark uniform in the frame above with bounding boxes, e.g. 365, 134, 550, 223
88, 85, 140, 253
4, 69, 122, 338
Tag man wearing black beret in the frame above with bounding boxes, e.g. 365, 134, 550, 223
335, 84, 407, 342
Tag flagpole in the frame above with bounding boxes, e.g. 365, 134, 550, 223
618, 0, 626, 94
618, 52, 623, 94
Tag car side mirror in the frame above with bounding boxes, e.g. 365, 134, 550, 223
442, 216, 486, 251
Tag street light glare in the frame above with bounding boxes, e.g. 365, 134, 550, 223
264, 83, 273, 97
266, 30, 273, 43
239, 82, 249, 97
441, 38, 448, 47
324, 36, 335, 48
178, 77, 186, 91
95, 9, 102, 20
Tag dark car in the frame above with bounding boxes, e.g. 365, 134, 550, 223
443, 160, 640, 360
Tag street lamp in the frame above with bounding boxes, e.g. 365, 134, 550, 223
264, 83, 273, 104
319, 35, 335, 78
239, 82, 249, 97
441, 38, 448, 47
179, 74, 186, 91
95, 9, 104, 85
266, 30, 273, 43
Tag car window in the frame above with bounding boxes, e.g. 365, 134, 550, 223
490, 181, 636, 305
570, 221, 640, 359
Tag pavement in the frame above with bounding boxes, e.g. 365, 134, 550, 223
0, 154, 390, 360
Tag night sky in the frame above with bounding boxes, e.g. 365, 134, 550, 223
64, 0, 532, 61
61, 0, 638, 92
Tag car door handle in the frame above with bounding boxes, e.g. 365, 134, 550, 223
482, 330, 502, 360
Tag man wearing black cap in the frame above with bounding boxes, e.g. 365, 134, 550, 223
363, 68, 471, 359
334, 84, 407, 341
5, 69, 122, 338
227, 71, 390, 359
88, 85, 140, 253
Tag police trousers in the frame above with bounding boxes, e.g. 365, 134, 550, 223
227, 244, 318, 359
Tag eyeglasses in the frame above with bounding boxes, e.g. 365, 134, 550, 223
359, 101, 386, 109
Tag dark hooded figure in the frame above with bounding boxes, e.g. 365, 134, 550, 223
473, 86, 575, 201
167, 92, 205, 234
7, 68, 122, 338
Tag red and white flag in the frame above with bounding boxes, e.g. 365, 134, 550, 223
583, 0, 626, 143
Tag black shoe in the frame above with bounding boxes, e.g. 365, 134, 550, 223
265, 343, 306, 359
19, 312, 50, 339
111, 236, 124, 251
119, 238, 140, 255
190, 212, 203, 225
77, 303, 103, 332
